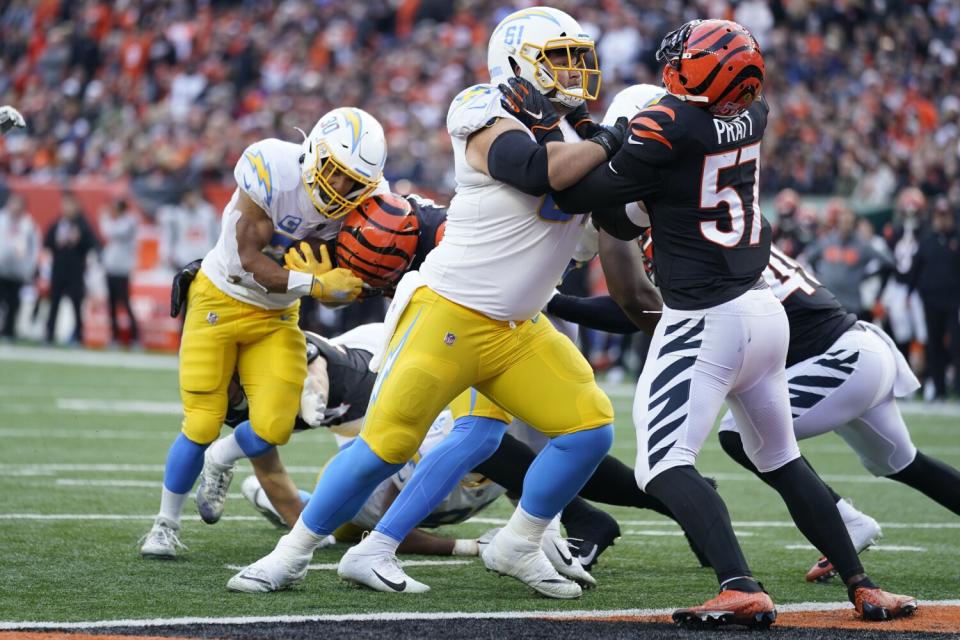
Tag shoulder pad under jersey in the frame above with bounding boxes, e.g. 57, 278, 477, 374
447, 84, 509, 139
234, 139, 295, 211
603, 84, 667, 125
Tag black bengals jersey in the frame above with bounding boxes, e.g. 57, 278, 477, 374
764, 247, 857, 367
405, 194, 447, 271
225, 332, 376, 431
554, 94, 772, 310
303, 332, 376, 428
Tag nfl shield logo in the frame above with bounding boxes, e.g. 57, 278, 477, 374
443, 332, 456, 346
206, 312, 219, 325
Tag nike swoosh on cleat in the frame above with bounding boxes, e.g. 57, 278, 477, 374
372, 569, 407, 592
552, 541, 573, 566
579, 546, 598, 567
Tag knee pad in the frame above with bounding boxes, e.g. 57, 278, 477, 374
181, 412, 224, 445
362, 427, 423, 465
248, 402, 299, 446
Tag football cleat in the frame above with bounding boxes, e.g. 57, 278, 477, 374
852, 587, 918, 621
562, 508, 620, 572
240, 475, 288, 529
481, 526, 582, 599
195, 449, 235, 524
672, 589, 777, 629
337, 546, 430, 593
542, 518, 596, 588
805, 506, 882, 582
226, 537, 311, 593
139, 516, 186, 559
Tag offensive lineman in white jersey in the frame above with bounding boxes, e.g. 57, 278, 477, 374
227, 6, 630, 599
140, 108, 385, 558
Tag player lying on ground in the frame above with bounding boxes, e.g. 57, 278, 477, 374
140, 107, 378, 559
509, 19, 916, 624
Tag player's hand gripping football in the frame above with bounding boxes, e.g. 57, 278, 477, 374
285, 242, 363, 303
498, 77, 563, 144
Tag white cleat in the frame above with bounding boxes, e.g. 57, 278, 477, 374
226, 540, 311, 593
805, 500, 883, 582
196, 449, 235, 524
542, 519, 597, 588
337, 546, 430, 593
240, 475, 288, 529
481, 526, 582, 599
139, 516, 186, 559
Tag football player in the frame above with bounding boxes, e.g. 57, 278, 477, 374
510, 22, 916, 625
227, 6, 631, 599
139, 108, 383, 559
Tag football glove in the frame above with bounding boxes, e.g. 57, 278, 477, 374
310, 268, 363, 303
586, 116, 629, 160
498, 77, 563, 144
284, 242, 334, 277
564, 103, 603, 139
170, 258, 202, 318
0, 105, 25, 135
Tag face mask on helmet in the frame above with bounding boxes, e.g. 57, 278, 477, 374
301, 142, 380, 220
522, 39, 601, 108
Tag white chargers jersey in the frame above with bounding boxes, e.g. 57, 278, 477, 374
350, 409, 507, 530
419, 84, 590, 321
200, 138, 387, 310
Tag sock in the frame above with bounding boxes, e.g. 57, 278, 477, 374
888, 451, 960, 515
719, 430, 845, 504
519, 424, 613, 519
234, 420, 276, 458
162, 433, 207, 494
299, 437, 402, 536
646, 465, 753, 585
357, 530, 401, 555
281, 518, 327, 555
207, 433, 245, 467
298, 489, 312, 505
374, 415, 507, 542
504, 505, 550, 544
158, 487, 189, 525
761, 457, 864, 582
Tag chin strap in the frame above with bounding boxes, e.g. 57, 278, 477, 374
667, 91, 710, 104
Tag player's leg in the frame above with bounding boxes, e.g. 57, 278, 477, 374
477, 316, 614, 598
839, 399, 960, 515
631, 310, 770, 627
227, 287, 478, 593
196, 306, 305, 523
141, 273, 239, 558
732, 309, 916, 621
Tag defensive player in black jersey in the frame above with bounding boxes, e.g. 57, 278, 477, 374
503, 19, 916, 626
552, 226, 960, 583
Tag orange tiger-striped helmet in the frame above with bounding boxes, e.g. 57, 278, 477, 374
656, 19, 764, 119
335, 193, 419, 296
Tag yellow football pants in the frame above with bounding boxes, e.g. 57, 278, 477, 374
179, 271, 306, 445
361, 287, 613, 463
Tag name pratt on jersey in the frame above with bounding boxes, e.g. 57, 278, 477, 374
713, 112, 755, 146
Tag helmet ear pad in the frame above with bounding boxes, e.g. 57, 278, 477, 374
661, 64, 684, 95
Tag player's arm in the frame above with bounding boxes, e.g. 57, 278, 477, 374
466, 117, 607, 195
249, 448, 304, 527
599, 230, 663, 335
546, 293, 641, 334
234, 190, 298, 293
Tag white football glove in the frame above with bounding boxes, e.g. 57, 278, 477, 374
572, 221, 599, 264
0, 105, 25, 135
298, 357, 330, 429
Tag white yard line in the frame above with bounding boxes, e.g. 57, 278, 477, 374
0, 428, 174, 439
3, 599, 959, 630
57, 399, 182, 415
0, 345, 178, 370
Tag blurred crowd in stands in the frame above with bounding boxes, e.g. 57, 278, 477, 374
0, 0, 958, 399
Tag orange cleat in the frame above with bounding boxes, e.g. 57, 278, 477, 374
805, 556, 837, 583
672, 589, 777, 629
853, 587, 918, 621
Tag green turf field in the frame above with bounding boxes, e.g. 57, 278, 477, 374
1, 347, 957, 624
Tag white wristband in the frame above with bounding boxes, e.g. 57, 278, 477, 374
287, 270, 315, 295
452, 538, 479, 556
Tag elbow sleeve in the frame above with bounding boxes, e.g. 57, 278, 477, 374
487, 130, 551, 197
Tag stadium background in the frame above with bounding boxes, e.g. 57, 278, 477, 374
0, 0, 958, 398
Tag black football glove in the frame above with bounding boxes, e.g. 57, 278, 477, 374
170, 258, 202, 318
586, 116, 629, 160
564, 102, 603, 139
498, 77, 563, 144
